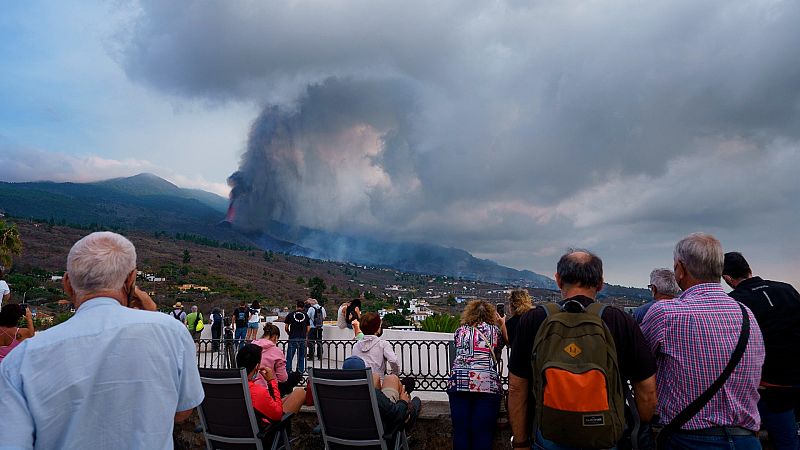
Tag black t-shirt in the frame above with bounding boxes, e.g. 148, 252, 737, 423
729, 276, 800, 386
285, 310, 310, 339
508, 295, 657, 383
212, 312, 223, 329
233, 307, 249, 328
505, 314, 521, 348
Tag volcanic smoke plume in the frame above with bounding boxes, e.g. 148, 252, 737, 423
227, 77, 419, 234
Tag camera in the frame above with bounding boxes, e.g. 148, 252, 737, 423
496, 302, 505, 317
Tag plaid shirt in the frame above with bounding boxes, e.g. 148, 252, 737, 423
641, 283, 765, 431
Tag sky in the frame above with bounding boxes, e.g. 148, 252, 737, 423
1, 0, 798, 287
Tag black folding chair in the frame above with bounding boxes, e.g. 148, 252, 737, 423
198, 368, 293, 450
308, 367, 409, 450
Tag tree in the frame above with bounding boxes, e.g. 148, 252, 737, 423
382, 313, 409, 328
182, 249, 191, 264
447, 294, 457, 307
308, 276, 326, 303
295, 276, 305, 285
0, 220, 23, 268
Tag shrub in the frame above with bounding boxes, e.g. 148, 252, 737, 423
420, 314, 460, 333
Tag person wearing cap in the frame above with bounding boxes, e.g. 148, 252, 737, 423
171, 302, 187, 324
341, 356, 421, 441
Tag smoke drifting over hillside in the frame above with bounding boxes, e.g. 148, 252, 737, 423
120, 0, 800, 284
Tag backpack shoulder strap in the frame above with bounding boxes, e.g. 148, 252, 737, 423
586, 302, 607, 318
542, 303, 561, 318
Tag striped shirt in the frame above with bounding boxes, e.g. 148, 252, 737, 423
641, 283, 765, 431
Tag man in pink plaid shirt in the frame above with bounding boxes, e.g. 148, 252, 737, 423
642, 233, 765, 449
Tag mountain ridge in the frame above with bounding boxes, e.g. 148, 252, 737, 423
0, 173, 649, 297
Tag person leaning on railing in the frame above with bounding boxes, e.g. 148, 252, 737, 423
447, 299, 506, 450
0, 304, 34, 362
253, 323, 303, 397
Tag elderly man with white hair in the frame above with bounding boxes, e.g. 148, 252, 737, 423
633, 268, 681, 324
641, 233, 765, 449
0, 231, 204, 449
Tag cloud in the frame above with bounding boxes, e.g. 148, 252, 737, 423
117, 0, 800, 286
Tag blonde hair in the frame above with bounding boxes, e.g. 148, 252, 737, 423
67, 232, 136, 298
508, 289, 533, 316
461, 300, 497, 326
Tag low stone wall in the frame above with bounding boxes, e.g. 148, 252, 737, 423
173, 400, 513, 450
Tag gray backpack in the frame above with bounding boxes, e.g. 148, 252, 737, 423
311, 305, 324, 327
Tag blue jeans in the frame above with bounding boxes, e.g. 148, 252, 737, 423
759, 391, 800, 450
448, 391, 500, 450
286, 339, 306, 373
534, 429, 617, 450
234, 326, 247, 349
664, 432, 761, 450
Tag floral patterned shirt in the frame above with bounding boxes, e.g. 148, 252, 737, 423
448, 322, 501, 394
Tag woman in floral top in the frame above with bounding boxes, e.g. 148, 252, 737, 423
447, 300, 507, 450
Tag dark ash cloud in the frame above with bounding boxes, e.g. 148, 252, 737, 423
118, 0, 800, 285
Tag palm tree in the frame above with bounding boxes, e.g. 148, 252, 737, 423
0, 220, 23, 268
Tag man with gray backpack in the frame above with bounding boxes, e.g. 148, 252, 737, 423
508, 249, 657, 450
306, 298, 326, 360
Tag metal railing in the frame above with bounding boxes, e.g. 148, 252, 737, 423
195, 338, 509, 392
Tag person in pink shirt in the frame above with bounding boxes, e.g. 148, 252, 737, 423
252, 323, 303, 396
0, 304, 34, 362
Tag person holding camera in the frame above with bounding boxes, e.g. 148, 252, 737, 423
0, 304, 34, 362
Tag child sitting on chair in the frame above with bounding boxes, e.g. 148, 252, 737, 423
236, 343, 306, 424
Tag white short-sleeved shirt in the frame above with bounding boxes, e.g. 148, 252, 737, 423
0, 297, 204, 449
0, 280, 10, 309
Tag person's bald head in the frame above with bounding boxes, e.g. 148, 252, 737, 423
556, 249, 604, 291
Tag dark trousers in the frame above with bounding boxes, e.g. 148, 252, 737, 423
307, 327, 323, 358
664, 432, 760, 450
448, 391, 501, 450
234, 326, 247, 350
211, 326, 222, 351
286, 339, 306, 373
759, 389, 800, 450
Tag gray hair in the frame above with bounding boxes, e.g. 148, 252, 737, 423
649, 268, 681, 297
673, 233, 724, 281
67, 232, 137, 298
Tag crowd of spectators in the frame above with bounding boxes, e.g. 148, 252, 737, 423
0, 229, 797, 450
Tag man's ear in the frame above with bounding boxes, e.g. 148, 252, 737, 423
126, 270, 137, 287
596, 277, 604, 293
722, 275, 734, 288
555, 273, 563, 290
63, 273, 74, 299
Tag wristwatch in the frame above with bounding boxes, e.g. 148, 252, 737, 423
511, 436, 531, 448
